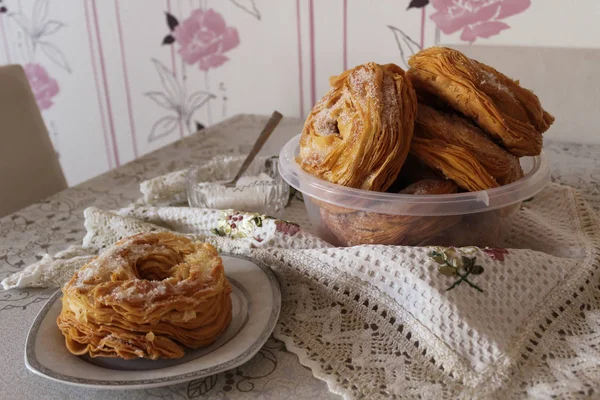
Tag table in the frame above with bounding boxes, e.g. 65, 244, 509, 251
1, 114, 598, 399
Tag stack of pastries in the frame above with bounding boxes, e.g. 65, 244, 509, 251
298, 47, 554, 246
57, 232, 232, 360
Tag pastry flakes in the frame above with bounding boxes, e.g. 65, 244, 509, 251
408, 47, 554, 157
298, 62, 417, 191
410, 137, 499, 192
415, 103, 524, 186
57, 232, 232, 360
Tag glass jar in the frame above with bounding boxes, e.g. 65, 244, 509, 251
187, 155, 290, 217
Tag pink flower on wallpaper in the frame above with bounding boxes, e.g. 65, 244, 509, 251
173, 8, 240, 71
23, 63, 59, 111
430, 0, 531, 43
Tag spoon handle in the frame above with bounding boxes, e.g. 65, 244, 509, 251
232, 111, 283, 183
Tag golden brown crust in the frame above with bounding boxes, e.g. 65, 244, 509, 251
321, 178, 460, 246
298, 62, 417, 191
408, 47, 554, 157
410, 137, 500, 192
57, 232, 232, 360
415, 104, 524, 186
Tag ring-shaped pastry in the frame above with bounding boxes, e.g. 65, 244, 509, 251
57, 232, 232, 360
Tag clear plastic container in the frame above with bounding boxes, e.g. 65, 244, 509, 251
187, 155, 290, 217
279, 135, 550, 247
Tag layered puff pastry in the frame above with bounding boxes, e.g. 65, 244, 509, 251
57, 232, 232, 360
412, 104, 524, 191
298, 62, 417, 191
408, 47, 554, 157
410, 137, 498, 192
321, 177, 460, 246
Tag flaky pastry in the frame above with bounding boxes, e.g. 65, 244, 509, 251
415, 104, 524, 186
408, 47, 554, 157
298, 62, 417, 191
410, 137, 499, 192
321, 178, 460, 246
57, 232, 232, 360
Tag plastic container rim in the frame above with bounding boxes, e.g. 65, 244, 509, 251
278, 134, 551, 216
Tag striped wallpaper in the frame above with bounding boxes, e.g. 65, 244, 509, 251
0, 0, 597, 185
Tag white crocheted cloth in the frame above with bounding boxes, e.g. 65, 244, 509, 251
3, 183, 599, 399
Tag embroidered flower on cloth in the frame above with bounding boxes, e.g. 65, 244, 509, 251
275, 220, 300, 236
429, 246, 485, 292
212, 210, 300, 243
483, 247, 509, 261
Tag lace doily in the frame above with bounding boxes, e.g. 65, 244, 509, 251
3, 183, 599, 399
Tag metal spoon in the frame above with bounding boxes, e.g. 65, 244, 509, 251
222, 110, 283, 187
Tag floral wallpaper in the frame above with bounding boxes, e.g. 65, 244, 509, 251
0, 0, 591, 185
24, 62, 59, 110
425, 0, 531, 43
144, 7, 242, 143
170, 8, 240, 71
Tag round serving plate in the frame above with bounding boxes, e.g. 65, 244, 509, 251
24, 255, 280, 390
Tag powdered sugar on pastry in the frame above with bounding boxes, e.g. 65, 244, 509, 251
481, 69, 514, 98
57, 232, 232, 360
298, 62, 416, 191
